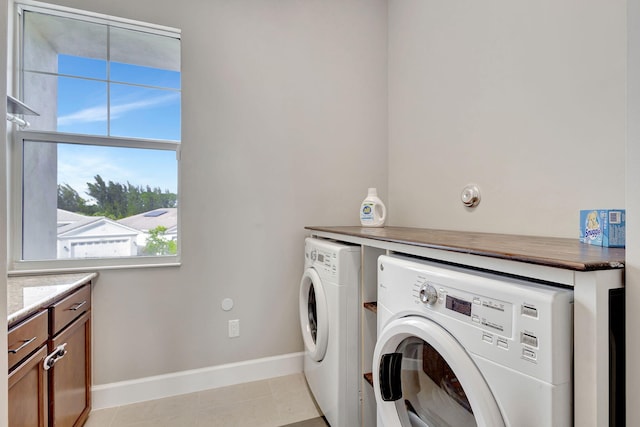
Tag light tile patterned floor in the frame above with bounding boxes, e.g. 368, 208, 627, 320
85, 373, 323, 427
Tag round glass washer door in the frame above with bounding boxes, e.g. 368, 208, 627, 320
299, 268, 328, 362
373, 317, 505, 427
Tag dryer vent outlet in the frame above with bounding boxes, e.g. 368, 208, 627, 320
228, 319, 240, 338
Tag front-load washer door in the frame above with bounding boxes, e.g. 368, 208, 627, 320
373, 317, 505, 427
299, 268, 329, 362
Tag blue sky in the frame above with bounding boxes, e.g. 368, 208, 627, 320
58, 144, 177, 195
55, 54, 180, 197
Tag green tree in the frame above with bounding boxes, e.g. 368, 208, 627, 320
143, 226, 177, 255
126, 182, 143, 216
86, 175, 107, 208
58, 183, 88, 212
83, 175, 177, 219
60, 175, 177, 219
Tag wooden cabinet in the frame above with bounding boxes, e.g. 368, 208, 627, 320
8, 309, 49, 427
9, 345, 48, 427
49, 310, 91, 427
8, 282, 92, 427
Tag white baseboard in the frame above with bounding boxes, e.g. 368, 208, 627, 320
92, 352, 304, 409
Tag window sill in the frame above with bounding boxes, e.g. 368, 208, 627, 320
8, 255, 181, 276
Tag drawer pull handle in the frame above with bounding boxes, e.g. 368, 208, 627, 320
8, 336, 36, 354
43, 343, 68, 371
70, 300, 87, 311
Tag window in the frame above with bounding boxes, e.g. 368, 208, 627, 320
11, 1, 181, 270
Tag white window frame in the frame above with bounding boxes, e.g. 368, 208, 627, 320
9, 0, 182, 273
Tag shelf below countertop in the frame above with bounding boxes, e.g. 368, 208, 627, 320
364, 373, 373, 387
364, 302, 377, 313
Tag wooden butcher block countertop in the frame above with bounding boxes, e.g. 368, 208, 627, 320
305, 226, 625, 272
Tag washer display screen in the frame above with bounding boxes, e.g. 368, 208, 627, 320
446, 295, 472, 317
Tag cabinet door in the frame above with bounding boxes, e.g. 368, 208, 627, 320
9, 346, 48, 427
49, 311, 91, 427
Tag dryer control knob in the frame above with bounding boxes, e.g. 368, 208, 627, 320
419, 284, 438, 305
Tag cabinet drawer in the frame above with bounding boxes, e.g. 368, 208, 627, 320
8, 310, 48, 371
50, 285, 91, 336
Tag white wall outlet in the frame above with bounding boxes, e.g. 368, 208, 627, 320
228, 319, 240, 338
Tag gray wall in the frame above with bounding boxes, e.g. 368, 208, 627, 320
389, 1, 630, 423
43, 0, 388, 384
387, 0, 626, 237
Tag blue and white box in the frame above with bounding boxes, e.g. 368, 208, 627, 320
580, 209, 626, 248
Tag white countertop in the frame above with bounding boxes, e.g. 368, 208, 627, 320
7, 272, 98, 326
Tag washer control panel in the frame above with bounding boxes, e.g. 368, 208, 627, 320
413, 279, 513, 338
378, 254, 574, 385
304, 238, 360, 284
307, 247, 338, 277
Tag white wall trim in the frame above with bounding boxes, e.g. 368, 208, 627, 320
92, 352, 304, 409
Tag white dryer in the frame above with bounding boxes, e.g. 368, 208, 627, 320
300, 237, 360, 427
373, 255, 574, 427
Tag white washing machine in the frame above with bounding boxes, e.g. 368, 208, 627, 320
299, 237, 360, 427
373, 255, 574, 427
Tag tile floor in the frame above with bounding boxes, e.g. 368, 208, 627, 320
84, 373, 325, 427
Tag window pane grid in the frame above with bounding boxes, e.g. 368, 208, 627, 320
17, 130, 180, 151
21, 8, 181, 141
21, 70, 180, 93
18, 3, 180, 41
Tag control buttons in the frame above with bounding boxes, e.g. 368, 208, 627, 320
310, 249, 317, 261
522, 348, 537, 360
480, 332, 509, 350
522, 304, 538, 318
472, 315, 480, 324
473, 297, 481, 305
521, 332, 538, 348
419, 284, 438, 306
438, 288, 446, 303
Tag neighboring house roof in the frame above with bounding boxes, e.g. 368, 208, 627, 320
117, 208, 177, 232
57, 209, 139, 237
57, 209, 92, 226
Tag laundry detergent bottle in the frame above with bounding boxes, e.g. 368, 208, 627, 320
360, 188, 386, 227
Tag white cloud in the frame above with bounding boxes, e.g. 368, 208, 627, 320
58, 150, 130, 199
57, 144, 177, 198
57, 104, 107, 126
57, 92, 179, 126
